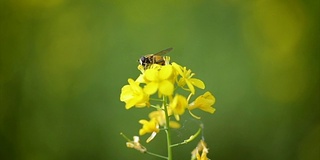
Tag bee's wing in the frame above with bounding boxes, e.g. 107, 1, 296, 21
153, 47, 173, 56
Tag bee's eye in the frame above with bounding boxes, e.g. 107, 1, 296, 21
139, 57, 145, 65
141, 57, 148, 63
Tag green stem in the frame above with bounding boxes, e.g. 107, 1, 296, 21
146, 151, 168, 159
150, 98, 164, 102
163, 96, 172, 160
119, 132, 131, 141
150, 104, 162, 110
170, 127, 202, 147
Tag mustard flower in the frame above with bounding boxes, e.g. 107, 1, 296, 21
143, 64, 175, 96
139, 118, 160, 135
149, 110, 166, 126
149, 110, 181, 129
121, 49, 217, 159
120, 78, 150, 109
139, 118, 160, 143
169, 94, 188, 121
191, 140, 210, 160
172, 62, 205, 94
188, 91, 216, 114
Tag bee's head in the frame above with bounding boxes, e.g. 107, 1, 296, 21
138, 56, 148, 65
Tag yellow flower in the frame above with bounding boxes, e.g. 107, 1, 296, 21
149, 110, 166, 126
188, 91, 216, 114
143, 64, 175, 96
169, 94, 188, 121
120, 78, 149, 109
139, 118, 160, 135
139, 118, 160, 143
191, 140, 210, 160
149, 110, 181, 129
172, 62, 205, 94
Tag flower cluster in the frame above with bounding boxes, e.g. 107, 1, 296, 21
120, 54, 216, 159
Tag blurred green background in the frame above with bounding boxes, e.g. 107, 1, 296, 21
1, 0, 319, 159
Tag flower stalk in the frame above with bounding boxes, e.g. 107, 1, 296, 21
163, 95, 172, 160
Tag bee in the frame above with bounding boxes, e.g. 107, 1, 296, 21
138, 47, 173, 69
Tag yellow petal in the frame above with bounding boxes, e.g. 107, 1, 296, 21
143, 82, 158, 95
136, 74, 145, 83
188, 91, 216, 113
203, 91, 215, 99
172, 62, 183, 75
159, 65, 173, 80
127, 78, 135, 85
127, 94, 143, 108
170, 94, 188, 118
139, 119, 149, 124
144, 68, 158, 82
125, 100, 136, 109
174, 114, 180, 121
202, 107, 216, 114
159, 80, 174, 96
190, 78, 205, 89
120, 85, 132, 101
149, 110, 166, 126
169, 121, 181, 128
139, 129, 146, 135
